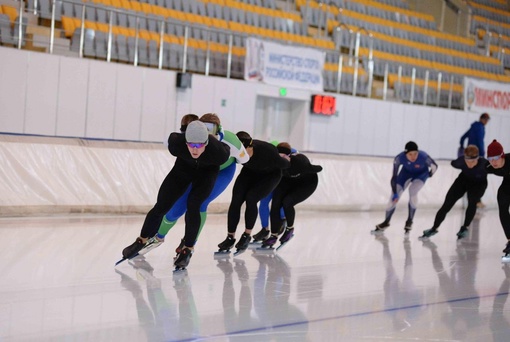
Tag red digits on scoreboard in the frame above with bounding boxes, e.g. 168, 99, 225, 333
311, 95, 336, 116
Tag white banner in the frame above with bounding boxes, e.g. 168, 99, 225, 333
244, 37, 324, 91
464, 77, 510, 115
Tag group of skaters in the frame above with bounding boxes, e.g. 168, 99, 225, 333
372, 112, 510, 261
118, 110, 510, 269
119, 113, 322, 270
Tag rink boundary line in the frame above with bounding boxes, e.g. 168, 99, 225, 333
172, 291, 510, 342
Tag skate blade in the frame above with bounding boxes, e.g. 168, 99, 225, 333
116, 250, 146, 266
233, 249, 247, 257
116, 254, 139, 266
370, 229, 385, 235
276, 236, 294, 251
276, 243, 287, 251
502, 256, 510, 263
276, 242, 290, 251
115, 257, 127, 266
404, 229, 411, 234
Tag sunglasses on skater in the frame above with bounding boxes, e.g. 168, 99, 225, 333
187, 142, 207, 149
487, 154, 503, 161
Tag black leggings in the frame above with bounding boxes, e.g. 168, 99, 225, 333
140, 167, 217, 246
270, 174, 319, 234
433, 177, 487, 229
227, 168, 282, 234
497, 178, 510, 239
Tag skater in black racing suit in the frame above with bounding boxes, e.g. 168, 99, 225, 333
262, 142, 323, 248
419, 145, 488, 239
217, 132, 290, 253
485, 140, 510, 258
122, 120, 230, 269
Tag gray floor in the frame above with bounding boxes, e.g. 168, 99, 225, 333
1, 208, 510, 341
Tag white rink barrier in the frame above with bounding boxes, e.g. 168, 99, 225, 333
0, 134, 501, 216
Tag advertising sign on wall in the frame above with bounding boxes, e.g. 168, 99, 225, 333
244, 37, 325, 91
464, 77, 510, 115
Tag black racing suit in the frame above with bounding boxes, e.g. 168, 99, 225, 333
227, 140, 290, 234
432, 156, 488, 229
269, 153, 323, 234
487, 154, 510, 239
140, 133, 230, 247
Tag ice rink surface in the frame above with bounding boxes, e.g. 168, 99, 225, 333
1, 208, 510, 341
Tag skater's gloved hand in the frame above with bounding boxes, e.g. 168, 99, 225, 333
391, 193, 399, 202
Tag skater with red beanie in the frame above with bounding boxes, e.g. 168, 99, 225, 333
486, 140, 510, 262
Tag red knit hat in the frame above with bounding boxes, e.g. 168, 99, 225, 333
487, 139, 504, 158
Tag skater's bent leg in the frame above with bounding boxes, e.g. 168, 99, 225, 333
381, 185, 405, 223
140, 172, 189, 238
195, 211, 207, 241
244, 194, 261, 232
227, 201, 243, 235
497, 186, 510, 239
156, 186, 191, 238
407, 180, 425, 222
183, 205, 203, 247
433, 180, 465, 228
259, 192, 273, 229
166, 188, 191, 222
247, 171, 282, 234
183, 174, 216, 247
464, 183, 486, 227
227, 172, 251, 235
280, 178, 318, 227
282, 202, 296, 227
200, 164, 235, 214
157, 197, 188, 239
194, 167, 234, 240
157, 218, 176, 239
270, 186, 286, 234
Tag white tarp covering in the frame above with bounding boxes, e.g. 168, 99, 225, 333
244, 37, 324, 91
464, 76, 510, 115
0, 135, 501, 216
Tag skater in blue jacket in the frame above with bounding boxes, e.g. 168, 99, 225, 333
372, 141, 438, 234
460, 113, 490, 158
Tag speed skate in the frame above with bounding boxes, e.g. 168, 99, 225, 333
256, 235, 294, 253
115, 237, 163, 266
